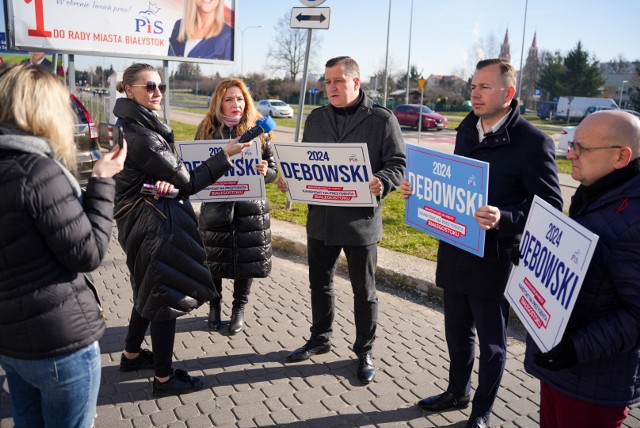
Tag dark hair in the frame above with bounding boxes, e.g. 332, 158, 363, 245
325, 56, 360, 78
116, 63, 158, 93
476, 59, 517, 87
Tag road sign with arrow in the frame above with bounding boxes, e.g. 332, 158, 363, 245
290, 7, 331, 29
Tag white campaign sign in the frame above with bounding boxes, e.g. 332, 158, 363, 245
272, 142, 377, 207
177, 140, 266, 202
504, 196, 599, 352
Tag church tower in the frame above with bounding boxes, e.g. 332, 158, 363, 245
499, 28, 511, 62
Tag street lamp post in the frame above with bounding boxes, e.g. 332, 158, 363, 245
383, 0, 392, 108
404, 0, 414, 104
516, 0, 528, 101
619, 80, 629, 108
241, 26, 262, 78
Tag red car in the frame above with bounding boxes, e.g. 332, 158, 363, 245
70, 94, 102, 187
393, 104, 448, 131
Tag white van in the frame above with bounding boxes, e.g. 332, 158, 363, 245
554, 97, 618, 121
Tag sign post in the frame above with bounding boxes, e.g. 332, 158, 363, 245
417, 77, 426, 143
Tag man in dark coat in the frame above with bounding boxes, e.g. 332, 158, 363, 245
278, 56, 406, 384
525, 110, 640, 428
20, 51, 53, 70
402, 59, 562, 428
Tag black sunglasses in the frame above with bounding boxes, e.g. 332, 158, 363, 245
131, 81, 167, 94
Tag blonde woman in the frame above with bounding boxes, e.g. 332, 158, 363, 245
0, 64, 126, 427
196, 78, 277, 334
168, 0, 233, 59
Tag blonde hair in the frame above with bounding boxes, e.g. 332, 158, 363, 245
196, 78, 271, 149
177, 0, 225, 43
0, 64, 77, 171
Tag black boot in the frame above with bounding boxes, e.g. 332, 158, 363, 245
207, 300, 222, 331
228, 307, 244, 335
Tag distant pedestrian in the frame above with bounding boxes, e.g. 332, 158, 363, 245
525, 110, 640, 428
0, 64, 126, 427
401, 59, 562, 428
20, 51, 53, 71
196, 78, 277, 335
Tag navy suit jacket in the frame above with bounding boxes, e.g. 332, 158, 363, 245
168, 21, 233, 60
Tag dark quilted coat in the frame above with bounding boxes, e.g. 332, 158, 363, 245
198, 124, 277, 279
0, 131, 113, 359
113, 98, 233, 321
525, 172, 640, 406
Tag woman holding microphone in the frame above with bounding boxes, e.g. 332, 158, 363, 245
113, 63, 248, 397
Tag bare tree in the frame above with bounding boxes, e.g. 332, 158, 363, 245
267, 13, 322, 81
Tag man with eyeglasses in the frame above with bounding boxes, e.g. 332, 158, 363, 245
402, 59, 562, 428
524, 110, 640, 428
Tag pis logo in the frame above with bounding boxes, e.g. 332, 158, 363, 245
135, 1, 164, 35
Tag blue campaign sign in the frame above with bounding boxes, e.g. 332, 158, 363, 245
404, 144, 489, 257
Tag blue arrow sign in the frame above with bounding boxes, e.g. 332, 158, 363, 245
309, 88, 319, 94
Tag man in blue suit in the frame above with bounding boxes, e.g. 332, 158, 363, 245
402, 59, 562, 428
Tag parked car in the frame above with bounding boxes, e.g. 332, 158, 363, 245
392, 104, 448, 130
584, 105, 618, 117
622, 109, 640, 119
558, 125, 576, 155
536, 100, 557, 120
257, 99, 294, 118
70, 94, 102, 187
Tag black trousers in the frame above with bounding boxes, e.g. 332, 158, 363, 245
210, 276, 253, 310
307, 237, 378, 356
124, 307, 176, 378
443, 288, 510, 417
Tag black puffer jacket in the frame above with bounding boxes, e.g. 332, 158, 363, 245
113, 98, 233, 321
0, 129, 113, 359
198, 124, 277, 279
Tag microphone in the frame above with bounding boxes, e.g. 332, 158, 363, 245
238, 115, 277, 143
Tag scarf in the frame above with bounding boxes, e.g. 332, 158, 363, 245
0, 125, 83, 200
221, 113, 242, 128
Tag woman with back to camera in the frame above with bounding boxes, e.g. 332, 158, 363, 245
113, 63, 249, 397
196, 78, 277, 334
168, 0, 233, 60
0, 64, 126, 427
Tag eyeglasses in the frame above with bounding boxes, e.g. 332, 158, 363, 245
568, 141, 622, 156
130, 81, 167, 94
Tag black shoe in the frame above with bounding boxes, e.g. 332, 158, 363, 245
416, 391, 471, 412
152, 369, 204, 398
228, 307, 244, 335
286, 341, 332, 362
119, 349, 154, 372
207, 300, 222, 331
357, 352, 376, 384
465, 415, 490, 428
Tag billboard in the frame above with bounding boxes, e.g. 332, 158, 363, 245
4, 0, 236, 64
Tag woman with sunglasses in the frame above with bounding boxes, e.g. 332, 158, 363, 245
196, 78, 277, 334
112, 63, 249, 397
